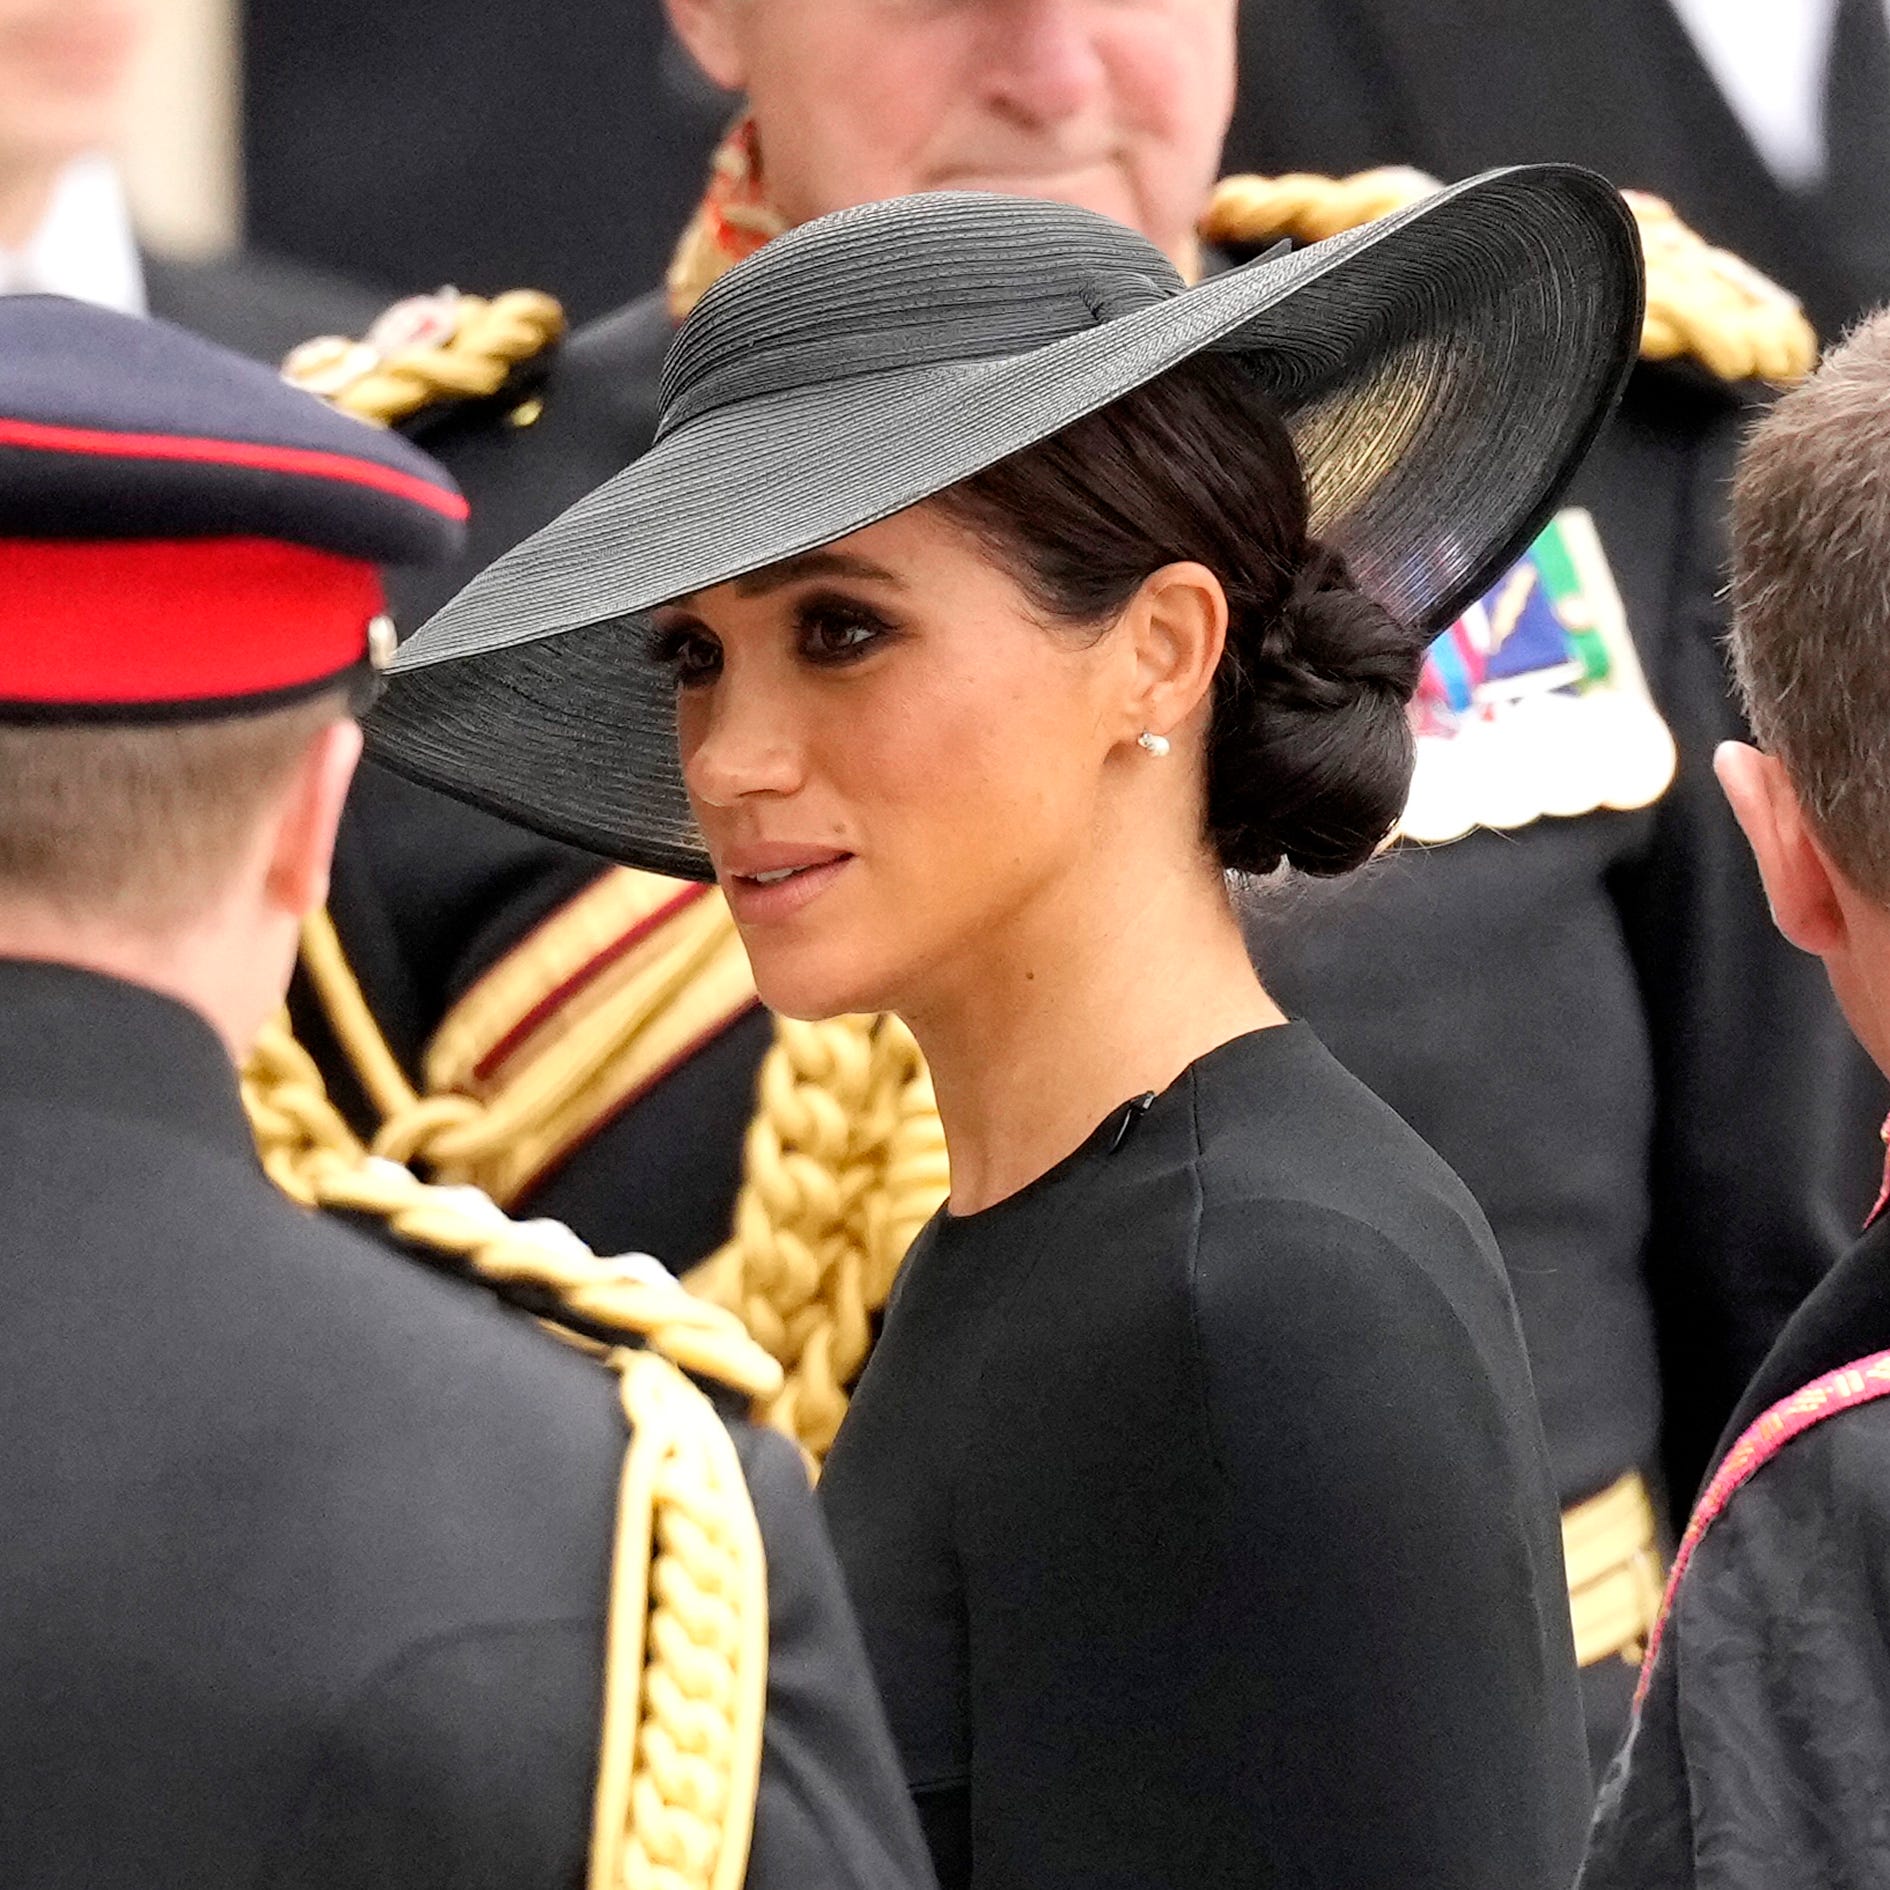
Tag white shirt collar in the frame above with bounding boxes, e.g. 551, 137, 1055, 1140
1664, 0, 1860, 190
0, 154, 146, 313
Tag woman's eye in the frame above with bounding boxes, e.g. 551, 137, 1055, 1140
650, 625, 723, 688
800, 604, 891, 664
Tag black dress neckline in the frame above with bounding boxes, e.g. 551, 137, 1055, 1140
936, 1019, 1312, 1230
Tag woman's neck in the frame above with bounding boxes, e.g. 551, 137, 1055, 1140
905, 850, 1284, 1215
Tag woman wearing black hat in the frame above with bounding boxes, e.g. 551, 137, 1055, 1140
376, 169, 1643, 1887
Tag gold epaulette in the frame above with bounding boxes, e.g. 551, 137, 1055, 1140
241, 1017, 775, 1889
281, 286, 566, 428
1202, 170, 1818, 385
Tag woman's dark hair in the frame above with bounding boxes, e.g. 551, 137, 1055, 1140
931, 353, 1427, 876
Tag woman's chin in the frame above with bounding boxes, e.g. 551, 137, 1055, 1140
748, 951, 893, 1024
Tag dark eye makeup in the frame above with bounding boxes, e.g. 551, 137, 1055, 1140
794, 589, 901, 665
645, 617, 723, 687
646, 588, 902, 688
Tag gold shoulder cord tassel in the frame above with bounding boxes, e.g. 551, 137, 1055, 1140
243, 1017, 776, 1888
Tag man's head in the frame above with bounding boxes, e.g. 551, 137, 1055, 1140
664, 0, 1236, 268
0, 294, 465, 1058
0, 0, 146, 182
0, 697, 363, 1056
1719, 308, 1890, 1075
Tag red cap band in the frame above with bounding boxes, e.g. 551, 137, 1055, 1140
0, 537, 384, 710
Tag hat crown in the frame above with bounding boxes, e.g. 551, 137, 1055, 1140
656, 191, 1185, 439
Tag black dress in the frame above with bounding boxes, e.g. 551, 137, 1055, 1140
819, 1022, 1591, 1890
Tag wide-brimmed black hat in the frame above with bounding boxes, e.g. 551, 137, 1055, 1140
374, 167, 1642, 880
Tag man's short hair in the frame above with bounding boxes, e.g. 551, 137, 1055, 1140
1731, 309, 1890, 902
0, 692, 349, 929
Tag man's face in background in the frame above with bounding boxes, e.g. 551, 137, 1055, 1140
667, 0, 1237, 268
0, 0, 145, 174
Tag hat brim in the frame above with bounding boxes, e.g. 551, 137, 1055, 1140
371, 165, 1642, 881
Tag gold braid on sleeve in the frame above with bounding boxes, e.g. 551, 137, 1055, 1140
1201, 170, 1817, 385
242, 1014, 777, 1888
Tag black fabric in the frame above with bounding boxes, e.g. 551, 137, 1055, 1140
1812, 0, 1890, 331
1222, 0, 1881, 339
0, 958, 933, 1890
143, 247, 388, 369
241, 0, 728, 326
820, 1024, 1590, 1890
0, 294, 462, 562
1580, 1214, 1890, 1888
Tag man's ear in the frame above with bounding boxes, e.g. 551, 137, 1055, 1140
662, 0, 750, 93
1715, 740, 1849, 956
263, 719, 363, 921
1123, 561, 1228, 751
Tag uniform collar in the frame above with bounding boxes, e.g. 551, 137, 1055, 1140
0, 155, 147, 313
0, 957, 254, 1160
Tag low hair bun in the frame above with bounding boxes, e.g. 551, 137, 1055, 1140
1207, 546, 1427, 877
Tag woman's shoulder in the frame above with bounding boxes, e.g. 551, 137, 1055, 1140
1183, 1025, 1523, 1379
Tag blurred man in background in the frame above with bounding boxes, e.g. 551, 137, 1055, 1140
0, 0, 379, 356
280, 0, 1876, 1775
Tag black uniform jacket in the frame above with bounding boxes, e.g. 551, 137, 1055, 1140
145, 248, 387, 367
324, 279, 1877, 1523
0, 959, 933, 1890
1224, 0, 1884, 339
822, 1024, 1592, 1890
1580, 1208, 1890, 1888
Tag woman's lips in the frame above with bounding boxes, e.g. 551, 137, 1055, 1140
721, 853, 855, 924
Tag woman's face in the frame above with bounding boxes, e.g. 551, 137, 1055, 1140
656, 504, 1131, 1021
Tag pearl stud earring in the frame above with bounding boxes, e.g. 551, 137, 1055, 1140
1137, 730, 1171, 758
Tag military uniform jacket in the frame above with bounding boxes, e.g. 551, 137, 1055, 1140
0, 959, 932, 1890
1580, 1209, 1890, 1887
320, 276, 1879, 1524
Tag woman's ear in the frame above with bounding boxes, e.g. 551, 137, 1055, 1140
1715, 740, 1850, 957
662, 0, 751, 93
1123, 561, 1228, 748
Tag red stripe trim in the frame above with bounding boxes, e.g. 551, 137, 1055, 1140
1634, 1346, 1890, 1710
509, 994, 764, 1202
473, 883, 715, 1081
0, 538, 381, 704
0, 417, 468, 520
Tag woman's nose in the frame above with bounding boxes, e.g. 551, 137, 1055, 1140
682, 679, 805, 809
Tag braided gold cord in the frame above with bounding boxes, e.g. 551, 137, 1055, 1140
1203, 170, 1817, 385
591, 1348, 769, 1890
242, 1018, 783, 1402
1625, 189, 1818, 385
284, 290, 567, 427
1200, 166, 1441, 247
297, 897, 751, 1208
686, 1015, 950, 1461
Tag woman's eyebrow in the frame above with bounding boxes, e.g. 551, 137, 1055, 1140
735, 550, 905, 596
